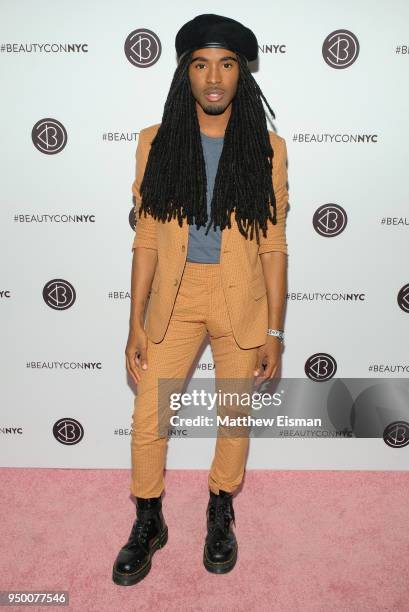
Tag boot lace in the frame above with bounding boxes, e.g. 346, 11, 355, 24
208, 497, 236, 536
129, 511, 155, 550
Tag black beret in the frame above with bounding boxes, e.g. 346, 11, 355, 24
175, 13, 258, 63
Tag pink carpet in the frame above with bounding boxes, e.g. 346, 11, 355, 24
1, 468, 408, 611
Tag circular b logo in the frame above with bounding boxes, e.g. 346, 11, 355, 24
313, 204, 347, 237
383, 421, 409, 448
53, 418, 84, 445
32, 118, 67, 154
322, 29, 360, 69
129, 206, 136, 231
397, 283, 409, 313
43, 278, 76, 310
305, 353, 337, 381
124, 28, 162, 67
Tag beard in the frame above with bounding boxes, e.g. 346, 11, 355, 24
201, 102, 228, 115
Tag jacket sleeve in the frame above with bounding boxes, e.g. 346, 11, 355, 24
131, 129, 158, 252
258, 135, 289, 255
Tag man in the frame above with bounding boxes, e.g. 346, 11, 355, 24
112, 13, 289, 586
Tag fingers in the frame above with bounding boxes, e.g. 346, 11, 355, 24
253, 348, 265, 377
125, 330, 149, 385
126, 348, 147, 384
254, 362, 279, 388
138, 346, 148, 371
126, 353, 140, 385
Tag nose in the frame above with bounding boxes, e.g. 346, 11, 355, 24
206, 63, 222, 84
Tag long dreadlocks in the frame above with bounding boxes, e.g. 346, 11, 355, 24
138, 51, 278, 244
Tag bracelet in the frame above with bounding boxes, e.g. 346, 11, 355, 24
267, 328, 284, 342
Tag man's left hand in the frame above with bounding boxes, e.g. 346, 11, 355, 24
253, 336, 282, 386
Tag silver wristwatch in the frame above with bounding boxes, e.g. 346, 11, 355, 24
267, 328, 284, 342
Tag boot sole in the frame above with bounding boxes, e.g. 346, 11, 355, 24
112, 524, 168, 586
203, 543, 238, 574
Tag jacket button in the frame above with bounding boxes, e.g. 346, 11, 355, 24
174, 279, 179, 286
182, 245, 185, 251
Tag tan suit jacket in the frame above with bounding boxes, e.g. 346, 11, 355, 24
131, 123, 289, 349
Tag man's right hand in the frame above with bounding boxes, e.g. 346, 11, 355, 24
125, 327, 148, 385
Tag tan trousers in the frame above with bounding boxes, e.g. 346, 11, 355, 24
130, 261, 260, 498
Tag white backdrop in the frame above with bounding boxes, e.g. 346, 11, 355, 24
1, 0, 409, 470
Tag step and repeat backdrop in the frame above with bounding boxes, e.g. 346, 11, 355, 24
1, 0, 409, 470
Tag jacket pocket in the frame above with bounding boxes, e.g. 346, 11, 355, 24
250, 273, 267, 300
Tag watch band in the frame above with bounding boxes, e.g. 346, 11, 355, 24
267, 328, 284, 341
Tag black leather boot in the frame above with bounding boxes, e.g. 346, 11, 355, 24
112, 495, 168, 586
203, 489, 238, 574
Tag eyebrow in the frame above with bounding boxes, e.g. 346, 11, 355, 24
190, 55, 238, 63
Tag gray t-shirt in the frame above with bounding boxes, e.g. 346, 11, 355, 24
186, 132, 223, 263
